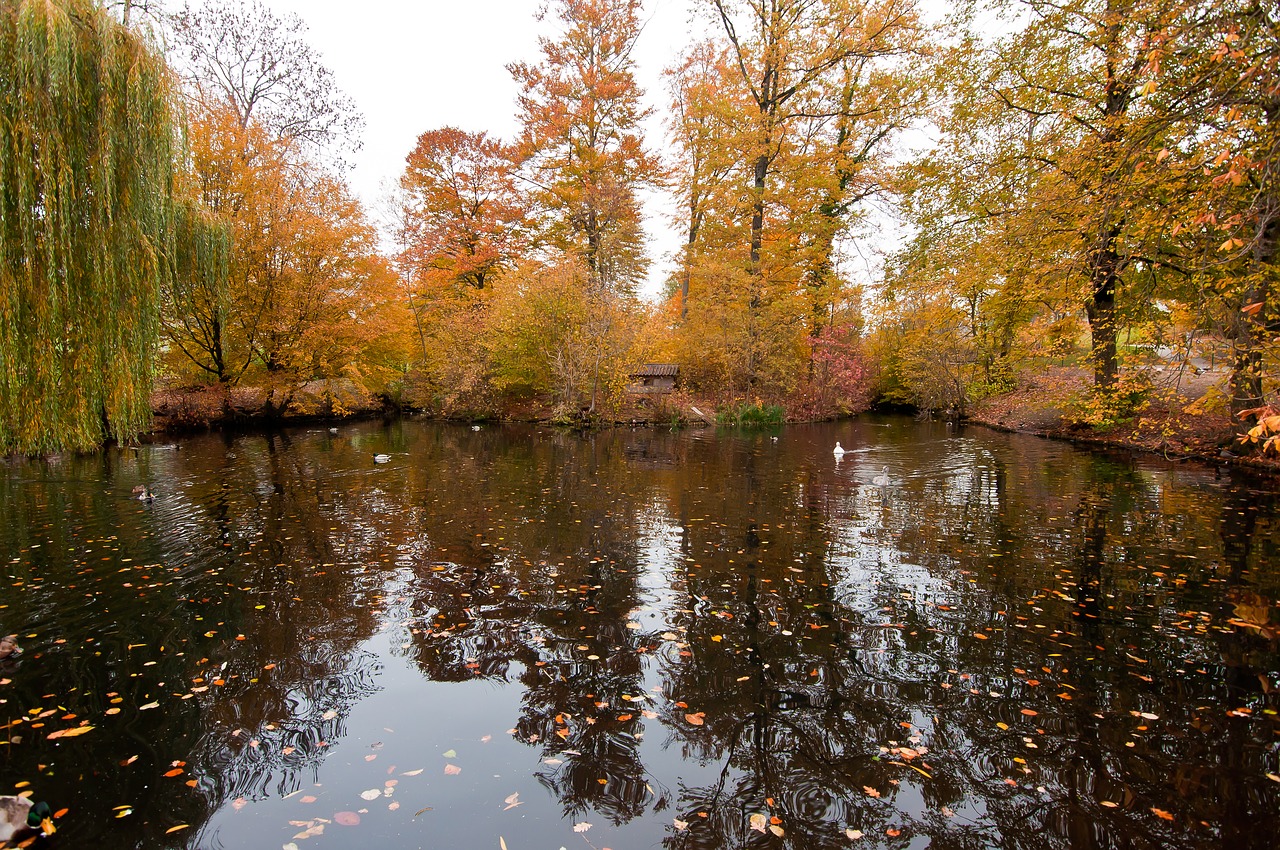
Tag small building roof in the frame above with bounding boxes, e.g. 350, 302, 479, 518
630, 363, 679, 377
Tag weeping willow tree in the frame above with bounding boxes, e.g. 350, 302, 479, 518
0, 0, 181, 453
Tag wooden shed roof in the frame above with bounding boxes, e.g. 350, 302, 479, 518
630, 363, 679, 377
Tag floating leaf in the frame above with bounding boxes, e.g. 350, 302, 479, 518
165, 825, 189, 834
573, 822, 592, 833
360, 789, 381, 800
1151, 808, 1174, 821
444, 764, 461, 775
863, 786, 881, 798
503, 793, 522, 811
402, 769, 423, 776
846, 828, 864, 839
684, 712, 705, 726
47, 725, 94, 739
749, 813, 767, 833
769, 824, 785, 837
442, 749, 457, 758
334, 811, 361, 826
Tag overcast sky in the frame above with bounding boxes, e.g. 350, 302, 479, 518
232, 0, 704, 297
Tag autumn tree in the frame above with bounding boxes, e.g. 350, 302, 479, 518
399, 128, 528, 296
901, 0, 1214, 400
658, 1, 915, 401
510, 0, 661, 294
164, 100, 406, 401
0, 0, 185, 453
703, 0, 920, 277
1149, 0, 1280, 413
665, 40, 751, 320
167, 0, 361, 162
486, 261, 641, 415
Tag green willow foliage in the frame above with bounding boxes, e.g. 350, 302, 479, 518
0, 0, 180, 454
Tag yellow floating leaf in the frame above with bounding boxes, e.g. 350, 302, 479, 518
47, 725, 94, 739
165, 825, 189, 834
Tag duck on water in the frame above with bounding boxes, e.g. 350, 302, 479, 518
0, 798, 56, 843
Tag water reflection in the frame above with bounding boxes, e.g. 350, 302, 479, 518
0, 419, 1276, 849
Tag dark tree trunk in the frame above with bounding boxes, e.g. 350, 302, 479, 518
1085, 236, 1121, 391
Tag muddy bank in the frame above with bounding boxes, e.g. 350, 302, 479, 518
147, 381, 719, 435
964, 365, 1280, 473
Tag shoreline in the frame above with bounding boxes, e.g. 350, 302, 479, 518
139, 378, 1280, 477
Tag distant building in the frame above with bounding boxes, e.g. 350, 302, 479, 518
627, 363, 679, 394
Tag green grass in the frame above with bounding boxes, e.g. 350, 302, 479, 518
717, 402, 786, 428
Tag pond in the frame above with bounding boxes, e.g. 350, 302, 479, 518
0, 417, 1277, 849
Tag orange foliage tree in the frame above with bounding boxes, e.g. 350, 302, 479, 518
164, 99, 407, 404
510, 0, 662, 295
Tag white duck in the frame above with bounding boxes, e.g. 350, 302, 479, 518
373, 454, 391, 464
872, 466, 891, 487
833, 442, 846, 458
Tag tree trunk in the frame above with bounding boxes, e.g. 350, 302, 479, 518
1229, 176, 1278, 414
1085, 232, 1122, 390
749, 152, 768, 280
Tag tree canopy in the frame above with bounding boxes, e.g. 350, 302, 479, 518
3, 0, 1278, 452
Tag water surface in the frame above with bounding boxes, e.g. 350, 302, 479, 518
1, 417, 1277, 849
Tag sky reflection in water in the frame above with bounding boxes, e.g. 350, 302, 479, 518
0, 417, 1277, 849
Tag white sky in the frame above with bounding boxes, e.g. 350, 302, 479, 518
243, 0, 705, 298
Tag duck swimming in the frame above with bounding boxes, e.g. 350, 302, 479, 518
131, 485, 154, 502
833, 442, 846, 457
872, 466, 891, 487
0, 798, 56, 842
373, 454, 391, 463
0, 634, 20, 659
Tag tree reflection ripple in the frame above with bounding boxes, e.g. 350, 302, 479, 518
0, 419, 1275, 849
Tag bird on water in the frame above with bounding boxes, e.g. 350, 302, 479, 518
0, 797, 56, 843
833, 442, 846, 457
872, 466, 891, 487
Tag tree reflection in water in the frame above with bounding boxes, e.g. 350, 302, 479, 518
0, 420, 1275, 849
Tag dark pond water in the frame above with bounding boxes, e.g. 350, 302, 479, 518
1, 417, 1278, 849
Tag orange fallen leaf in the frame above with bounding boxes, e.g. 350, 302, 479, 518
685, 712, 705, 726
165, 825, 189, 834
863, 786, 880, 798
1151, 808, 1174, 821
47, 725, 94, 739
163, 768, 184, 777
